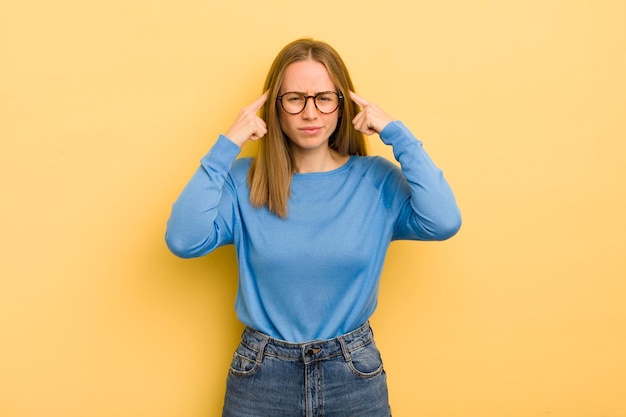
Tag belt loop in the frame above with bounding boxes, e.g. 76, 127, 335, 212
256, 336, 269, 363
338, 335, 351, 362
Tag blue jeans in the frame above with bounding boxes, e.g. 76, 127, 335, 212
222, 321, 392, 417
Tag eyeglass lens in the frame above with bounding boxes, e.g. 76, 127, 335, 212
280, 92, 341, 114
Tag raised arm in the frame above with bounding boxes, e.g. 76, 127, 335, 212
350, 91, 462, 240
165, 92, 268, 257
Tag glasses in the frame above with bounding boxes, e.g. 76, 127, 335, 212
277, 91, 343, 115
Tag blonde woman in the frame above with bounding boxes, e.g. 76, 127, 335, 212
166, 38, 461, 417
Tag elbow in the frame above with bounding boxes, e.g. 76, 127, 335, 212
165, 233, 198, 259
432, 210, 462, 241
165, 228, 218, 258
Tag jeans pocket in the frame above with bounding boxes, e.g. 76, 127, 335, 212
229, 342, 262, 377
346, 341, 385, 379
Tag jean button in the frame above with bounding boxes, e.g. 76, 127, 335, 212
305, 348, 321, 357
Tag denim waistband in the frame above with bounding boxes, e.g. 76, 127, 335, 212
239, 321, 375, 363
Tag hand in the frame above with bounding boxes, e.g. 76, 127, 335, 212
350, 91, 393, 135
225, 91, 269, 147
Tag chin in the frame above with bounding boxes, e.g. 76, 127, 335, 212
292, 137, 330, 150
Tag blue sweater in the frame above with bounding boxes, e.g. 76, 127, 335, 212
166, 121, 461, 342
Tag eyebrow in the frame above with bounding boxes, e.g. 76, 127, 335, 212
281, 90, 337, 95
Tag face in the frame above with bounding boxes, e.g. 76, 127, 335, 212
278, 60, 340, 153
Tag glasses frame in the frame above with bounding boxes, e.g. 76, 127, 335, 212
277, 91, 343, 115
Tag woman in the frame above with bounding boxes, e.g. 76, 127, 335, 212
166, 38, 461, 417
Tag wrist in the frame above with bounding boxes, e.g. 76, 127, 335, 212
223, 131, 246, 148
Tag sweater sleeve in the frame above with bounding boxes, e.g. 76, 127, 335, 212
165, 135, 242, 258
380, 121, 462, 241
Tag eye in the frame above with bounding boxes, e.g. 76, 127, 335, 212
317, 92, 336, 102
284, 93, 304, 102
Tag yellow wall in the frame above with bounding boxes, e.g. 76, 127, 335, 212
2, 0, 625, 416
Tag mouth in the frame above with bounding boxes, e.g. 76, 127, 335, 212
299, 126, 322, 136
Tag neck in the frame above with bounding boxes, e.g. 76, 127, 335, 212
291, 146, 349, 174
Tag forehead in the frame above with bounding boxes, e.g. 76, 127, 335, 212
281, 60, 334, 92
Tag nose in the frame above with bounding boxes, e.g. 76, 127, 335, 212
301, 96, 318, 119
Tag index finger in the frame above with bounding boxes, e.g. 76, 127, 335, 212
350, 91, 368, 107
249, 90, 269, 112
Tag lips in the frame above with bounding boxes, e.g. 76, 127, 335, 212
299, 126, 322, 135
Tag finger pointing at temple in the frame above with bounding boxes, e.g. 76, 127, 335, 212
350, 91, 393, 135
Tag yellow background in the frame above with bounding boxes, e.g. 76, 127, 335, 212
2, 0, 625, 416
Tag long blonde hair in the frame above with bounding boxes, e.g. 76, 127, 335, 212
248, 38, 367, 218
